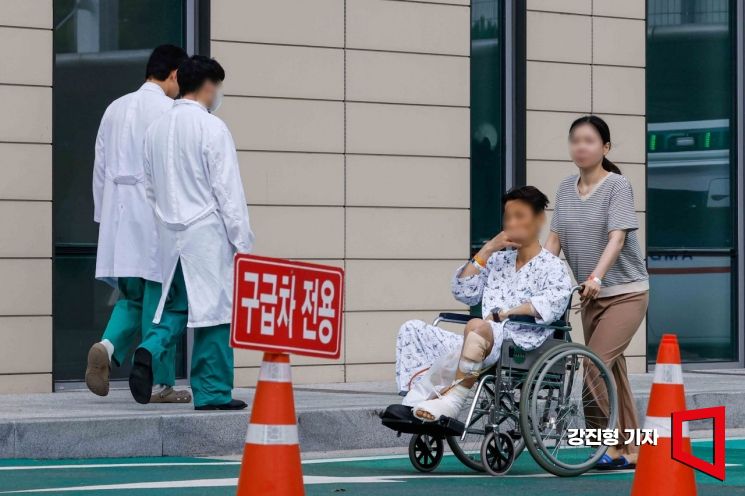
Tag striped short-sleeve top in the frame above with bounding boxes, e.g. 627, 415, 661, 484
550, 172, 649, 298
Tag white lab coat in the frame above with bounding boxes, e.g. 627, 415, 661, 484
143, 99, 254, 328
92, 82, 174, 286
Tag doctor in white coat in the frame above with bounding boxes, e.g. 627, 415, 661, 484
86, 45, 191, 404
132, 55, 254, 410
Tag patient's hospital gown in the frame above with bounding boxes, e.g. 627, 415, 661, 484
396, 248, 572, 392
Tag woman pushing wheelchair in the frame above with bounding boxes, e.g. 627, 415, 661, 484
396, 185, 573, 422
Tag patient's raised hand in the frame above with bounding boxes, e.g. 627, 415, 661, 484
482, 231, 521, 255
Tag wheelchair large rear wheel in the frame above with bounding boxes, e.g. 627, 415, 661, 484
447, 375, 525, 472
519, 343, 618, 477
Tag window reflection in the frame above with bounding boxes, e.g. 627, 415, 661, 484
647, 120, 732, 249
648, 255, 734, 362
471, 0, 504, 253
53, 0, 186, 382
646, 0, 737, 363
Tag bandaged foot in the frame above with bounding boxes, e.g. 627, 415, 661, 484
414, 385, 471, 422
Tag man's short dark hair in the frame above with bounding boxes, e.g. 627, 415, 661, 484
502, 186, 549, 213
177, 55, 226, 95
145, 44, 189, 81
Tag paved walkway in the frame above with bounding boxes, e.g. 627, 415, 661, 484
0, 438, 742, 494
0, 370, 743, 459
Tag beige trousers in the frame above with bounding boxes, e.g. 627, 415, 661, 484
581, 290, 648, 454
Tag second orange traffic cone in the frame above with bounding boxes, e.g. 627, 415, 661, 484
236, 352, 304, 496
631, 334, 696, 496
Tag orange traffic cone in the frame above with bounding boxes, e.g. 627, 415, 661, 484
631, 334, 696, 496
236, 352, 304, 496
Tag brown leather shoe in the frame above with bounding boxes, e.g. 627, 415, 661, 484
150, 386, 192, 404
85, 343, 110, 397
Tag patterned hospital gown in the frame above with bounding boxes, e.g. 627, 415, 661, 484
396, 248, 573, 392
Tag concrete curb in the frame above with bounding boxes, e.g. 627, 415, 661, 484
1, 389, 742, 459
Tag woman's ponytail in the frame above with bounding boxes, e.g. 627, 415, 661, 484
601, 156, 622, 175
569, 115, 622, 175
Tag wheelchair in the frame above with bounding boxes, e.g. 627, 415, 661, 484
381, 285, 618, 477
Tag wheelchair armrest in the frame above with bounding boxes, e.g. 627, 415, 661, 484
503, 315, 570, 331
506, 314, 537, 324
503, 315, 572, 341
434, 312, 478, 325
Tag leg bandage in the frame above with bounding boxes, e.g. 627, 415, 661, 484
459, 331, 490, 375
414, 385, 471, 422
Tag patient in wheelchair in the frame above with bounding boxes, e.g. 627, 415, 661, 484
396, 186, 572, 422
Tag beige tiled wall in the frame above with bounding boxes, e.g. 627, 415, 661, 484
213, 0, 470, 384
526, 0, 647, 372
0, 0, 53, 393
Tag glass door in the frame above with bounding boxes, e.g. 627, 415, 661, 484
471, 0, 506, 253
52, 0, 189, 383
646, 0, 739, 364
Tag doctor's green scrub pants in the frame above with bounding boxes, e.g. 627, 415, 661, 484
101, 278, 177, 386
138, 261, 234, 407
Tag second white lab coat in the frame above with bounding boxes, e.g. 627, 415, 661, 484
143, 99, 254, 327
92, 82, 174, 286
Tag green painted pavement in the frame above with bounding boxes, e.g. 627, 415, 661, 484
0, 439, 743, 495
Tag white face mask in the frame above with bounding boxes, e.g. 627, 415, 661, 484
208, 89, 223, 113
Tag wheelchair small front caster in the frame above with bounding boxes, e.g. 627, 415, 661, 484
480, 431, 515, 475
408, 433, 444, 472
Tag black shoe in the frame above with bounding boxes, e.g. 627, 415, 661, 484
129, 348, 153, 405
195, 399, 248, 411
594, 454, 636, 471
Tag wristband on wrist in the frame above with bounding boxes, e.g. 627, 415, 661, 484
473, 254, 487, 268
588, 274, 602, 286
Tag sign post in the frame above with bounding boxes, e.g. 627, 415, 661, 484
231, 254, 344, 496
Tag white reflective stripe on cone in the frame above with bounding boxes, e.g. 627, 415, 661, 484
643, 415, 690, 438
652, 363, 684, 385
259, 361, 292, 383
246, 423, 299, 445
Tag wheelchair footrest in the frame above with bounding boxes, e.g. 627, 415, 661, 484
380, 404, 465, 437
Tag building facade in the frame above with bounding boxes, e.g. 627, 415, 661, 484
0, 0, 741, 394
